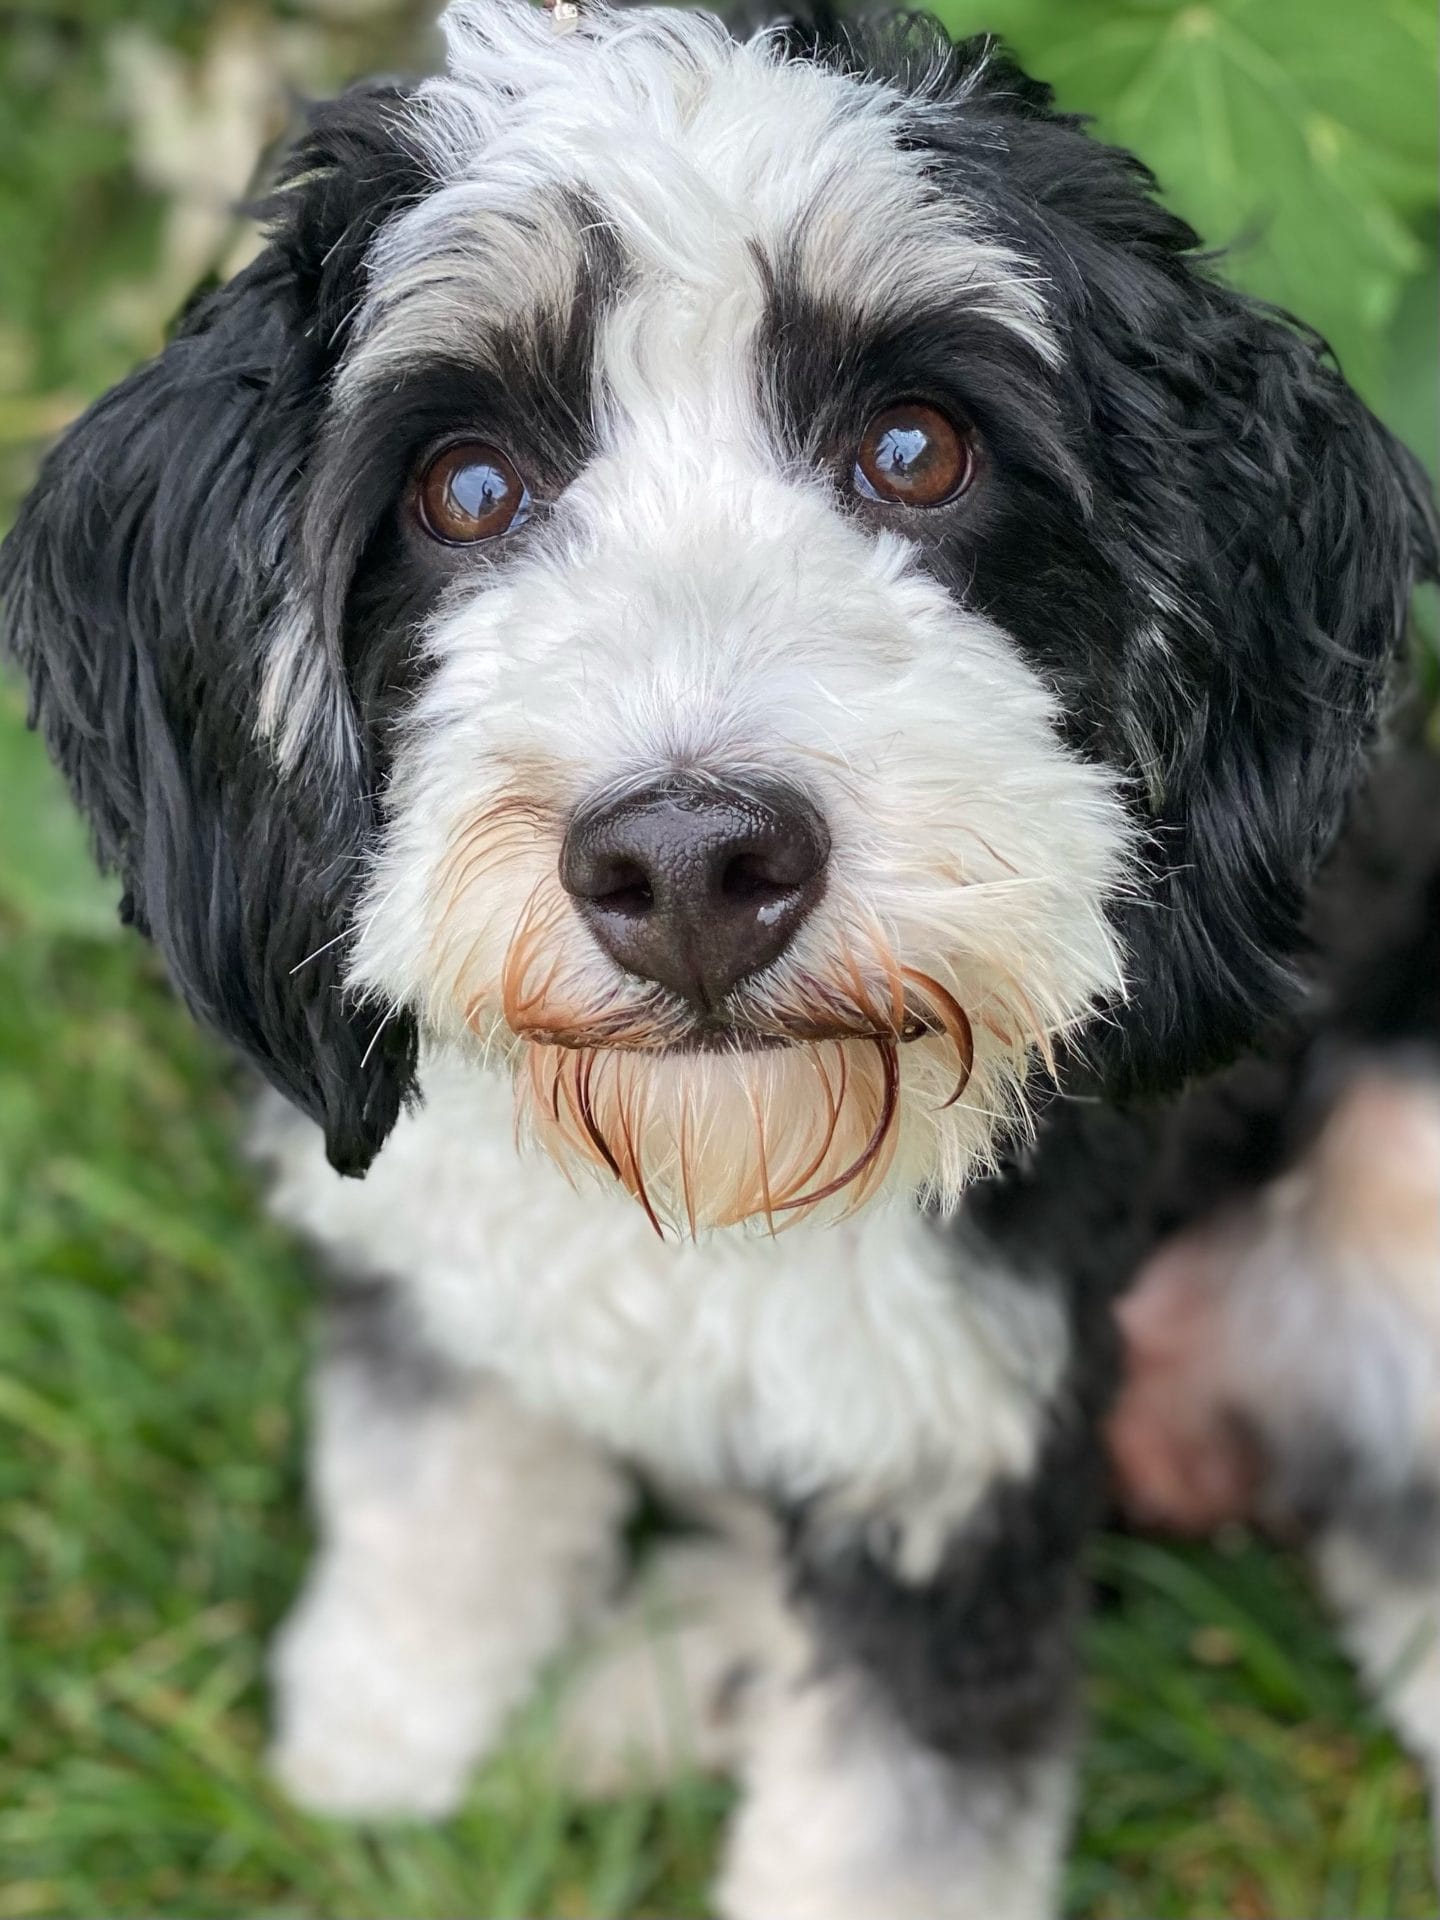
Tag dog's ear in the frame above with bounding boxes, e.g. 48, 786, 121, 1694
0, 87, 429, 1174
934, 47, 1440, 1092
1094, 280, 1439, 1093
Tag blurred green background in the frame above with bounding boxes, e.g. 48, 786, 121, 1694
0, 2, 1436, 1915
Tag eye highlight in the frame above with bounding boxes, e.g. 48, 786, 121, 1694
414, 441, 531, 544
854, 403, 975, 509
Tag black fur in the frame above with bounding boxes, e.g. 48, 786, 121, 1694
1133, 744, 1440, 1236
794, 1399, 1096, 1764
0, 86, 434, 1174
0, 114, 625, 1176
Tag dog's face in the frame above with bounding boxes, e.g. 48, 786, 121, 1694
4, 3, 1434, 1227
327, 10, 1134, 1228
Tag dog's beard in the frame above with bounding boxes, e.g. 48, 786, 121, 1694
508, 910, 981, 1234
429, 802, 1065, 1233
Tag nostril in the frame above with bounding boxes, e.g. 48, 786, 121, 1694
720, 851, 797, 907
590, 857, 654, 917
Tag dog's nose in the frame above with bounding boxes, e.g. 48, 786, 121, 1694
560, 777, 829, 1010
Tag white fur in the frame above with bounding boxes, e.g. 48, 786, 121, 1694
261, 1059, 1066, 1566
719, 1660, 1074, 1920
262, 1056, 1068, 1830
270, 1342, 628, 1818
353, 2, 1056, 386
551, 1510, 808, 1794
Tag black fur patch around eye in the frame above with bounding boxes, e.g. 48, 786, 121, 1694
754, 267, 1148, 770
306, 218, 623, 754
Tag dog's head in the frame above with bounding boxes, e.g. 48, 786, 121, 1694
4, 3, 1434, 1229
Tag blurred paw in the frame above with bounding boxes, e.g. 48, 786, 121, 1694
551, 1532, 804, 1797
1107, 1234, 1264, 1533
1109, 1064, 1440, 1538
267, 1578, 505, 1821
270, 1718, 471, 1822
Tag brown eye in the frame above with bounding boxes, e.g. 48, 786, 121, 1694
854, 403, 974, 508
415, 441, 531, 544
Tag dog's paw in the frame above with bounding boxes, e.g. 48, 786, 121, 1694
1110, 1066, 1440, 1538
269, 1717, 471, 1823
549, 1532, 806, 1797
1107, 1231, 1266, 1532
267, 1575, 508, 1820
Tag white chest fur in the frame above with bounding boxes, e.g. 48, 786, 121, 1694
260, 1057, 1065, 1560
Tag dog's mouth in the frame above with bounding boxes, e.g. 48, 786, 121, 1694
513, 1008, 939, 1057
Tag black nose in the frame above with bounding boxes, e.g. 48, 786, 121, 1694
560, 777, 830, 1011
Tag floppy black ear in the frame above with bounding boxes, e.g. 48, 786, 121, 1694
1090, 275, 1438, 1091
925, 40, 1440, 1091
0, 87, 429, 1174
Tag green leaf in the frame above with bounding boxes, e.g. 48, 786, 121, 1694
939, 0, 1438, 401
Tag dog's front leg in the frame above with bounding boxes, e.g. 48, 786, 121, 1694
719, 1430, 1093, 1920
268, 1287, 630, 1820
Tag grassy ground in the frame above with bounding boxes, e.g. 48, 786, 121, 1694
1, 1, 1437, 1914
1, 872, 1435, 1918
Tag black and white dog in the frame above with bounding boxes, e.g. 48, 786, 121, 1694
4, 3, 1438, 1911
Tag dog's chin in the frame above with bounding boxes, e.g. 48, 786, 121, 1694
500, 1010, 998, 1236
510, 1027, 892, 1234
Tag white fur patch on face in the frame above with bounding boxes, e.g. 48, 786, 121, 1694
351, 2, 1056, 384
333, 1, 1132, 1228
350, 480, 1130, 1224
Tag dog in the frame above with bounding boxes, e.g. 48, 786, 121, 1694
3, 3, 1437, 1912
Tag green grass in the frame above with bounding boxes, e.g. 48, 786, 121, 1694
1, 0, 1438, 1911
0, 703, 1435, 1916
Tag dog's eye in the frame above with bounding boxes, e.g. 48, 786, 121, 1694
414, 442, 530, 544
854, 403, 974, 508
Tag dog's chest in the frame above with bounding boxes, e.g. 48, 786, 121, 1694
262, 1061, 1065, 1535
